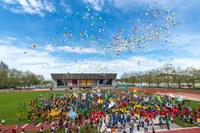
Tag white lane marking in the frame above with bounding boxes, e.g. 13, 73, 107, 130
36, 123, 42, 127
21, 124, 28, 128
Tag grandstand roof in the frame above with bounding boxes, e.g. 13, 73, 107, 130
51, 73, 117, 80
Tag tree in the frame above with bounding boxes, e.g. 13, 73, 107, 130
172, 67, 186, 88
121, 72, 129, 83
129, 72, 137, 86
152, 69, 162, 87
143, 71, 154, 87
186, 67, 200, 88
0, 69, 8, 89
7, 69, 24, 89
161, 64, 175, 88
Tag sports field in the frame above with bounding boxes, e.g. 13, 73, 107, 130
0, 88, 200, 133
0, 91, 67, 125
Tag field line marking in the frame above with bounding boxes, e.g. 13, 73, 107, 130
21, 124, 28, 128
36, 123, 42, 127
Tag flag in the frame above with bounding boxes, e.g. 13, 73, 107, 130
108, 101, 115, 108
67, 110, 77, 120
157, 96, 162, 103
49, 109, 60, 117
197, 118, 200, 123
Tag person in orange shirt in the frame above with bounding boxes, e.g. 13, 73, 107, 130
42, 112, 46, 121
111, 126, 115, 133
46, 115, 49, 122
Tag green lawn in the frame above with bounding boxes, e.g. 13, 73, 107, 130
0, 91, 68, 125
174, 100, 200, 128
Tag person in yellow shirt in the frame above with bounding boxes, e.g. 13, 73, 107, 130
18, 111, 22, 121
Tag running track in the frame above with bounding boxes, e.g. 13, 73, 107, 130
136, 88, 200, 95
158, 127, 200, 133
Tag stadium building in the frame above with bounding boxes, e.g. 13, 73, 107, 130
51, 73, 117, 89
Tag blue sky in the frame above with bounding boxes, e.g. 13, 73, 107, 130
0, 0, 200, 79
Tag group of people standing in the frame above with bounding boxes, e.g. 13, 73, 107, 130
15, 89, 200, 133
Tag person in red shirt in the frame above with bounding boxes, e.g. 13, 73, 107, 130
194, 114, 198, 122
79, 114, 83, 124
180, 112, 183, 120
193, 109, 197, 115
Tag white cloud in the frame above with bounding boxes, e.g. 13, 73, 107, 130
44, 44, 103, 54
83, 0, 105, 11
172, 58, 200, 69
0, 37, 17, 45
0, 32, 200, 80
1, 42, 200, 79
2, 0, 16, 4
45, 44, 55, 52
57, 46, 104, 54
109, 0, 198, 13
1, 0, 56, 16
60, 0, 72, 14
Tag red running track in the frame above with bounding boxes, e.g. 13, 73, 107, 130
158, 127, 200, 133
136, 88, 200, 95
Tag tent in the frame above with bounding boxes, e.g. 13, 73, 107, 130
67, 110, 77, 120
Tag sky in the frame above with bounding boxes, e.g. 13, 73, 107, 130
0, 0, 200, 79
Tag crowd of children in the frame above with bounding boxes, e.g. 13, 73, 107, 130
15, 89, 200, 133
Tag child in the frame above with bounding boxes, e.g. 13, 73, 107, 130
183, 114, 187, 124
159, 117, 163, 128
85, 122, 89, 133
170, 116, 174, 126
40, 126, 44, 133
65, 125, 68, 133
18, 111, 22, 121
166, 118, 170, 130
77, 124, 80, 133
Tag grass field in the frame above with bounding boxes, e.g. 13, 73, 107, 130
174, 100, 200, 127
0, 91, 68, 125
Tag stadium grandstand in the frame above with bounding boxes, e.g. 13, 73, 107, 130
51, 73, 117, 89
